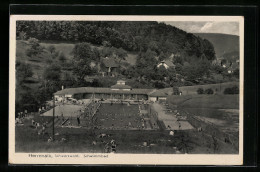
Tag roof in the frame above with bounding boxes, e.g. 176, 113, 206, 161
54, 87, 154, 95
117, 80, 126, 83
160, 60, 175, 67
111, 84, 132, 89
164, 60, 175, 67
102, 58, 119, 68
148, 90, 168, 97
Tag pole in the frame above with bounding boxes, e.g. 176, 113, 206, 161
53, 95, 55, 141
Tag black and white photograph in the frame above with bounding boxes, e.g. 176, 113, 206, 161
9, 15, 244, 165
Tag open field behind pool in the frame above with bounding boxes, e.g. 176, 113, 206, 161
167, 95, 239, 109
178, 82, 239, 95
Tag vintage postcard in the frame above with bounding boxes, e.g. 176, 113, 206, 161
9, 15, 244, 165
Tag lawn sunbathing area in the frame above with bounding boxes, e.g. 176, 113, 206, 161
15, 117, 238, 154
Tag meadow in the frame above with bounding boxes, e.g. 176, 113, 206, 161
179, 82, 239, 95
167, 94, 239, 109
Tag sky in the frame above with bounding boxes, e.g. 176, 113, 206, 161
164, 21, 239, 36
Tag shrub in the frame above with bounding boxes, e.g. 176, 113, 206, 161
204, 88, 214, 94
26, 38, 43, 57
197, 88, 204, 94
48, 45, 56, 54
51, 51, 59, 59
224, 86, 239, 94
173, 86, 180, 95
58, 52, 66, 63
45, 58, 53, 65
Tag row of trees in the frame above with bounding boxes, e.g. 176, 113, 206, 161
197, 88, 214, 94
197, 86, 239, 95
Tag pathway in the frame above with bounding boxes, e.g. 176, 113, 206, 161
152, 102, 193, 130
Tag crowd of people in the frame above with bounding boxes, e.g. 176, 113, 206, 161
15, 109, 30, 124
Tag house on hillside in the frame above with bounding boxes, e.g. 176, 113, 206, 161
169, 53, 181, 61
157, 60, 175, 69
228, 62, 239, 73
102, 57, 119, 77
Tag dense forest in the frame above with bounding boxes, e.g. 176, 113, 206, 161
15, 21, 239, 112
17, 21, 215, 61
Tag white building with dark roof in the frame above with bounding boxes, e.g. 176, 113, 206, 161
54, 80, 170, 102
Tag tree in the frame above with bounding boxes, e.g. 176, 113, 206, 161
212, 65, 224, 74
135, 49, 158, 80
16, 61, 33, 81
16, 62, 33, 82
72, 43, 96, 81
62, 71, 76, 88
26, 37, 43, 57
58, 52, 66, 63
224, 86, 239, 94
174, 55, 184, 65
158, 52, 167, 61
48, 45, 56, 54
17, 21, 216, 59
233, 68, 239, 79
167, 67, 177, 81
175, 63, 183, 75
115, 48, 128, 63
204, 88, 214, 94
197, 88, 204, 94
102, 40, 111, 47
43, 64, 61, 81
154, 66, 168, 81
173, 86, 180, 95
19, 31, 27, 40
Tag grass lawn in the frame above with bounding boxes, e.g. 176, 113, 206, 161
15, 116, 238, 154
179, 82, 239, 95
40, 42, 74, 59
167, 95, 239, 109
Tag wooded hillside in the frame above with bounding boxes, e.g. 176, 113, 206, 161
17, 21, 216, 61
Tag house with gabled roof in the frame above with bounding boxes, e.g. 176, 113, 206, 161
102, 57, 119, 74
157, 60, 175, 69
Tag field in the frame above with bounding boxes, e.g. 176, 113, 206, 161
166, 94, 239, 149
178, 82, 239, 95
17, 40, 138, 67
167, 94, 239, 109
